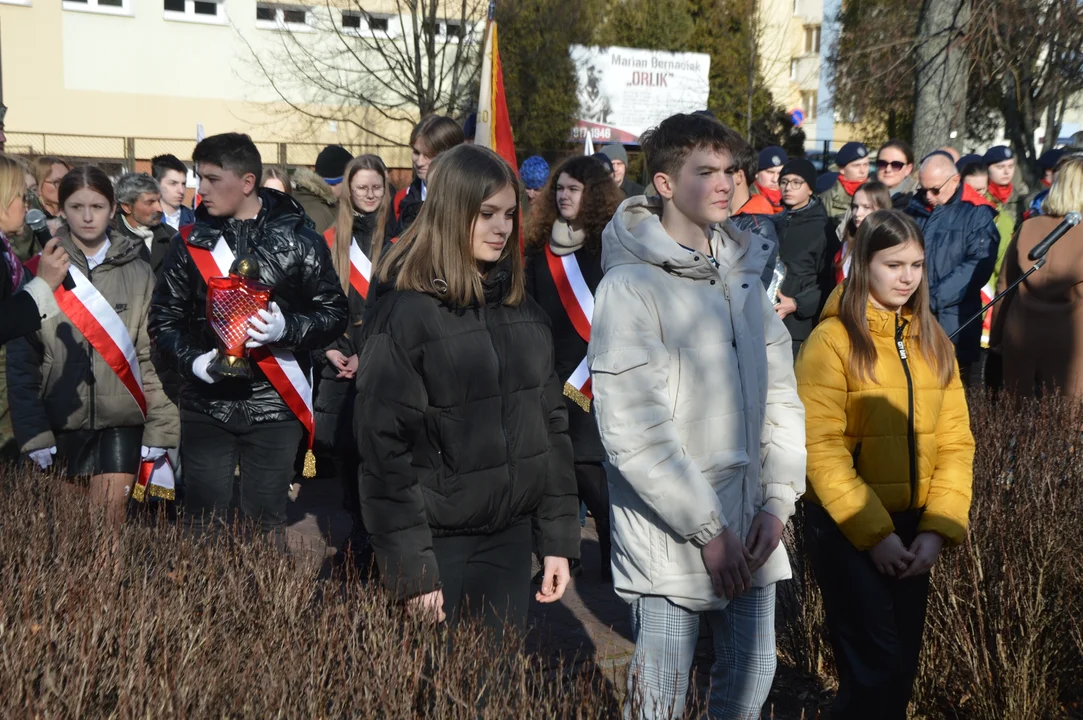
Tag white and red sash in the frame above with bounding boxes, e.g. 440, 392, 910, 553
545, 245, 594, 411
182, 230, 315, 449
325, 232, 373, 300
49, 264, 147, 418
133, 455, 175, 502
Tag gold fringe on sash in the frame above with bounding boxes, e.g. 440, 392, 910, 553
302, 449, 317, 478
563, 382, 592, 413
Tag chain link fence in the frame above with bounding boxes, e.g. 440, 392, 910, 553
4, 132, 412, 172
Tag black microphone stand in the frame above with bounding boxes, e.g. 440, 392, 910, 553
950, 256, 1045, 341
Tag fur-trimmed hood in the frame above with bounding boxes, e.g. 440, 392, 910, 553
291, 168, 336, 206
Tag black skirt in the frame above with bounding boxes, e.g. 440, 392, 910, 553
54, 426, 143, 477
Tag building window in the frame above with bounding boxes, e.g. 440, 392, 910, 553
0, 0, 34, 6
63, 0, 131, 13
282, 7, 306, 23
342, 10, 391, 35
341, 10, 361, 28
802, 90, 818, 119
805, 25, 821, 54
256, 3, 311, 30
790, 59, 797, 81
165, 0, 225, 22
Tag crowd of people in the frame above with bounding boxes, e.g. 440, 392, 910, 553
2, 110, 1082, 719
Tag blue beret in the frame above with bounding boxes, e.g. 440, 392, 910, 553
757, 146, 787, 170
956, 153, 984, 172
1038, 148, 1066, 171
983, 145, 1014, 165
519, 156, 550, 190
836, 142, 869, 168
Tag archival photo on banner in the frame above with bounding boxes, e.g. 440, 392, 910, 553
569, 45, 711, 145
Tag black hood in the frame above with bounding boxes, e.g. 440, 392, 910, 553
192, 188, 309, 238
784, 195, 829, 225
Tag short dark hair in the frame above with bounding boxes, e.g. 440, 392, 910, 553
640, 113, 745, 181
151, 154, 188, 181
192, 133, 262, 182
878, 139, 915, 166
960, 162, 989, 181
731, 136, 758, 186
58, 165, 116, 208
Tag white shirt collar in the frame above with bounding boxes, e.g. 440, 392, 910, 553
86, 238, 112, 271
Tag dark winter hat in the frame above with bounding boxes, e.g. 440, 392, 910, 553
816, 171, 839, 194
983, 145, 1014, 166
956, 153, 984, 172
1038, 148, 1066, 172
780, 158, 817, 190
600, 144, 629, 166
519, 156, 550, 190
758, 146, 787, 171
315, 145, 353, 185
463, 112, 477, 141
835, 142, 869, 168
592, 152, 614, 174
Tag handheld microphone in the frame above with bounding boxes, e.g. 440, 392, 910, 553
1028, 211, 1082, 261
25, 208, 75, 290
24, 208, 52, 251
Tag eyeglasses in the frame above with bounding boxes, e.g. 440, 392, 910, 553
778, 179, 806, 189
876, 159, 907, 172
43, 178, 63, 188
920, 173, 959, 198
352, 186, 385, 198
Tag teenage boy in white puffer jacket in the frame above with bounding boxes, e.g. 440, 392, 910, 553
588, 114, 807, 720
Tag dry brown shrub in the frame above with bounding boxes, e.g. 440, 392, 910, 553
777, 392, 1083, 719
0, 466, 623, 718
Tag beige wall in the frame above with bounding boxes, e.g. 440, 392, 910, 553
0, 0, 471, 166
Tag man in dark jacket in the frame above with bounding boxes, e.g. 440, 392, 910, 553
113, 172, 178, 278
149, 133, 348, 544
600, 144, 644, 198
152, 154, 196, 231
906, 152, 1000, 373
778, 158, 836, 359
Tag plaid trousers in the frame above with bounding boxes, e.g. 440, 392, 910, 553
626, 586, 777, 720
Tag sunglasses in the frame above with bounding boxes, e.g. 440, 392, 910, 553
876, 159, 908, 172
920, 173, 959, 197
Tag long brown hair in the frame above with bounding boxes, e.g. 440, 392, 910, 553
332, 155, 390, 294
525, 156, 622, 253
839, 180, 891, 275
377, 144, 524, 308
839, 210, 955, 387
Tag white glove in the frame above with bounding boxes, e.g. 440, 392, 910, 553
246, 301, 286, 349
141, 446, 167, 462
192, 349, 219, 384
29, 446, 56, 470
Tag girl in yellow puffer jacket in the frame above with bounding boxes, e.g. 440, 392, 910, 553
795, 209, 974, 720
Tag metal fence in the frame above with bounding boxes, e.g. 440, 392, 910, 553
4, 132, 413, 172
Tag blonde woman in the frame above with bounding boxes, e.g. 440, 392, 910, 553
992, 155, 1083, 398
796, 210, 974, 720
0, 154, 70, 344
30, 155, 72, 220
318, 154, 393, 556
356, 144, 578, 635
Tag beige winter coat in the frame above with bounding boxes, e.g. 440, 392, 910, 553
588, 196, 806, 612
7, 227, 178, 452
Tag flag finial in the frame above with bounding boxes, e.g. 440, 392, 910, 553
488, 1, 495, 20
